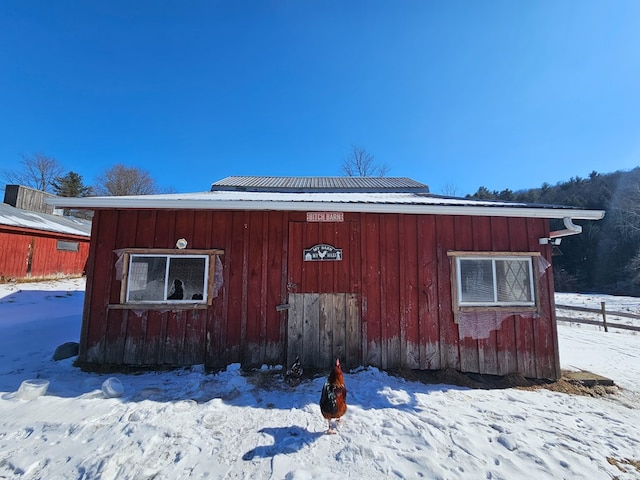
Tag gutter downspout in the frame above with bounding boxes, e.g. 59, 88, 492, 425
539, 217, 582, 245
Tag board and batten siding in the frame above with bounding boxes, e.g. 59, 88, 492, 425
79, 209, 559, 379
0, 226, 89, 281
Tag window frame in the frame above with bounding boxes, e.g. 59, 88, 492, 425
448, 251, 541, 319
57, 240, 80, 252
115, 248, 224, 310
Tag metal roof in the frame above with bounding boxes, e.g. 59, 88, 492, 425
0, 202, 91, 237
211, 176, 430, 193
45, 189, 606, 221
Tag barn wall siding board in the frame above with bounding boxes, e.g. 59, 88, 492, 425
304, 222, 320, 293
528, 217, 559, 379
123, 309, 145, 365
82, 210, 119, 363
104, 308, 127, 364
137, 210, 158, 248
259, 213, 270, 363
174, 210, 196, 251
144, 311, 163, 365
0, 231, 26, 278
201, 211, 217, 365
154, 210, 176, 248
331, 293, 347, 365
286, 221, 304, 367
302, 294, 320, 367
318, 293, 333, 367
362, 213, 382, 368
435, 216, 460, 370
110, 211, 138, 365
348, 220, 363, 367
417, 215, 439, 370
397, 215, 409, 367
334, 223, 347, 293
162, 311, 185, 365
287, 293, 304, 366
402, 215, 421, 369
183, 310, 206, 365
346, 293, 360, 368
3, 233, 28, 278
78, 216, 100, 362
211, 210, 232, 367
379, 214, 400, 369
226, 211, 246, 351
244, 211, 264, 365
349, 219, 361, 293
266, 211, 286, 364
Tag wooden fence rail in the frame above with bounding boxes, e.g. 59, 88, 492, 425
556, 302, 640, 333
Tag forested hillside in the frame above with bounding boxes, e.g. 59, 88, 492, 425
468, 168, 640, 294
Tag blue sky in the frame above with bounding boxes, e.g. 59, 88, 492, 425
1, 1, 639, 196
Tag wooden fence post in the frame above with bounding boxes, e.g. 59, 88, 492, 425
601, 301, 608, 333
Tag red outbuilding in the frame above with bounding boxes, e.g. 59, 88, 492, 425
48, 177, 604, 380
1, 186, 91, 282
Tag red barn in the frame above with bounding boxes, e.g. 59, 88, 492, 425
48, 177, 604, 380
1, 188, 91, 282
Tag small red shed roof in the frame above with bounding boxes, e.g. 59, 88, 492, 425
0, 202, 91, 237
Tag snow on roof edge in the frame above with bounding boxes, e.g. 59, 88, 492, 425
45, 191, 605, 221
0, 203, 91, 237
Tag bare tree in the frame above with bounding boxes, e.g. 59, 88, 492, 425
608, 176, 640, 284
94, 164, 159, 196
2, 153, 64, 192
341, 146, 389, 177
441, 182, 461, 197
610, 179, 640, 236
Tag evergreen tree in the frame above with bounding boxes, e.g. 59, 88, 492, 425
51, 171, 92, 198
467, 186, 499, 200
51, 171, 92, 218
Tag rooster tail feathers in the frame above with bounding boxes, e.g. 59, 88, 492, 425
320, 380, 338, 414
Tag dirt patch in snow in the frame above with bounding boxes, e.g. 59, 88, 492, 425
242, 366, 620, 398
607, 456, 640, 477
392, 367, 619, 397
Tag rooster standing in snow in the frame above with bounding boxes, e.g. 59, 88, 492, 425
319, 358, 347, 434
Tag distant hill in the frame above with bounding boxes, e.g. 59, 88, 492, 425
467, 167, 640, 295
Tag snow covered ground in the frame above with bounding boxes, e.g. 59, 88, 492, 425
1, 279, 639, 479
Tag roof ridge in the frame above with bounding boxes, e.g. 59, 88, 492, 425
211, 176, 430, 193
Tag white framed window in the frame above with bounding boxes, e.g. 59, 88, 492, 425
120, 249, 224, 308
451, 253, 538, 308
125, 253, 209, 304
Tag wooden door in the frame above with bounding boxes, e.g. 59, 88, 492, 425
286, 220, 361, 369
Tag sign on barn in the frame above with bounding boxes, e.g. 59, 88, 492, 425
306, 212, 344, 222
304, 243, 343, 261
